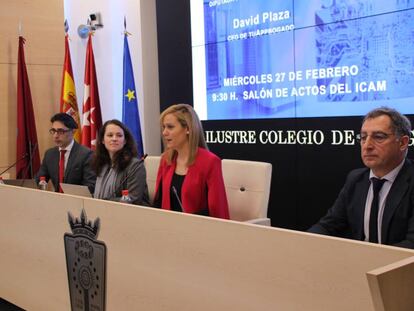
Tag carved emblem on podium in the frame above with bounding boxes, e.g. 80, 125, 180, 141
64, 209, 106, 311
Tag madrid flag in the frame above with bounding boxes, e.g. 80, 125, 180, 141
60, 34, 81, 142
16, 36, 40, 179
81, 33, 102, 150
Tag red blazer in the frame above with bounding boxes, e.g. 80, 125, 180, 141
154, 147, 229, 219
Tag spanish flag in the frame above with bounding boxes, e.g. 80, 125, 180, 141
60, 33, 81, 142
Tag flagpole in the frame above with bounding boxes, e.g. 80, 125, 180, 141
122, 17, 144, 157
16, 35, 41, 178
60, 19, 82, 143
18, 21, 31, 177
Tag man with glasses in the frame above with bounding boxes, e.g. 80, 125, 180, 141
35, 113, 96, 193
308, 107, 414, 249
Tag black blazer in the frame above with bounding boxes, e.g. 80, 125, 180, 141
35, 142, 96, 193
308, 159, 414, 249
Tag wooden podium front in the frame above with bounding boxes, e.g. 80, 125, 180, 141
1, 184, 413, 310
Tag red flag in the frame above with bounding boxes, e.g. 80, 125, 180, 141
60, 34, 81, 142
81, 33, 102, 150
16, 36, 40, 179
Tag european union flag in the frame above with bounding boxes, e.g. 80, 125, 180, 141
122, 33, 144, 157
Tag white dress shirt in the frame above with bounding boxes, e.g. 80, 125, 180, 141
59, 139, 74, 173
364, 159, 405, 243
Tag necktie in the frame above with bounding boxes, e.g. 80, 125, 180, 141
369, 177, 386, 243
59, 149, 67, 193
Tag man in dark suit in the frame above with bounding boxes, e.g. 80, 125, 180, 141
308, 107, 414, 249
35, 113, 96, 193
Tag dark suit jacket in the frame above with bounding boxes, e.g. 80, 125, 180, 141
308, 159, 414, 249
35, 142, 96, 193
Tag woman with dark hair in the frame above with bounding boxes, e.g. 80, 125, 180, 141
153, 104, 229, 219
93, 119, 149, 205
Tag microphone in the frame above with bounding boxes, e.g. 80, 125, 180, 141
0, 152, 28, 177
172, 186, 184, 211
114, 155, 147, 195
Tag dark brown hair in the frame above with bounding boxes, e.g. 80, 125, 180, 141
92, 119, 138, 174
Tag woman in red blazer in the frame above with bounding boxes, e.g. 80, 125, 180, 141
153, 104, 229, 219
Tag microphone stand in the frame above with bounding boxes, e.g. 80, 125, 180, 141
28, 140, 34, 178
0, 153, 28, 176
115, 154, 148, 195
18, 142, 38, 187
27, 141, 38, 178
172, 186, 184, 211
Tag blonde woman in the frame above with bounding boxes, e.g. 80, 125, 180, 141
153, 104, 229, 219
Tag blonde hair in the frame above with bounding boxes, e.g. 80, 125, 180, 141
160, 104, 208, 165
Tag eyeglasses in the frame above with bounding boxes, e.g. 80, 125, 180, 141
357, 132, 395, 144
49, 128, 71, 135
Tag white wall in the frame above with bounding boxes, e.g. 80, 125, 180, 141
64, 0, 160, 155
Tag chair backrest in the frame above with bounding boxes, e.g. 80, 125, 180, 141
144, 155, 161, 203
221, 159, 272, 222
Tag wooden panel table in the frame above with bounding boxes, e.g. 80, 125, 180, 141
1, 184, 414, 310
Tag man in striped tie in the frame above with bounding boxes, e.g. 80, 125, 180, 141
308, 107, 414, 249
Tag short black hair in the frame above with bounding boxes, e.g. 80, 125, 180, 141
50, 113, 78, 129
